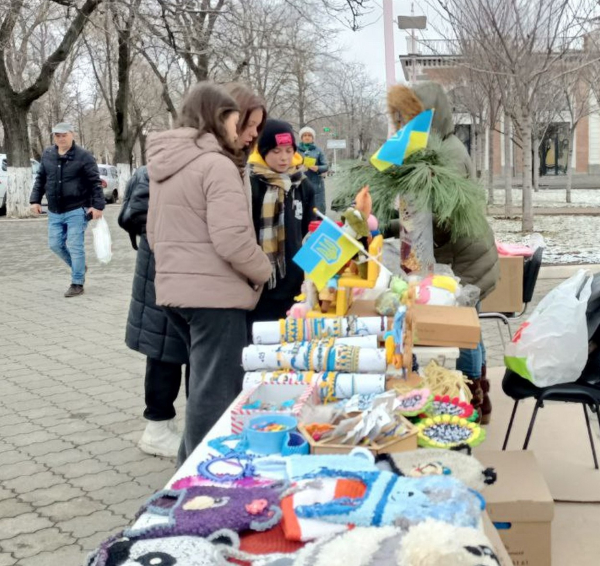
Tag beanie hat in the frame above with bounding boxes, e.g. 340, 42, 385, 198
258, 119, 297, 158
299, 126, 316, 139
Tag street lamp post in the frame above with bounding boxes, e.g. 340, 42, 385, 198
398, 4, 427, 85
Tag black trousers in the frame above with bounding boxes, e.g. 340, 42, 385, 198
143, 358, 188, 421
165, 307, 248, 467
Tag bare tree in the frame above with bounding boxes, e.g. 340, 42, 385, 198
138, 0, 227, 82
429, 0, 596, 232
503, 106, 514, 217
83, 0, 142, 198
318, 61, 386, 159
0, 0, 102, 218
558, 63, 595, 202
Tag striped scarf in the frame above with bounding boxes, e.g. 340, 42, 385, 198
250, 161, 305, 289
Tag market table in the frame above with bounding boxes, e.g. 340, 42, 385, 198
146, 391, 514, 565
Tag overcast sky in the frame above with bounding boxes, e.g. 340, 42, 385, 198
338, 0, 441, 84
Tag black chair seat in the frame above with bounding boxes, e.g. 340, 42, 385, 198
501, 369, 600, 469
503, 370, 600, 404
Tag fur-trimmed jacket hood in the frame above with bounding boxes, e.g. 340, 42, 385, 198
387, 82, 474, 178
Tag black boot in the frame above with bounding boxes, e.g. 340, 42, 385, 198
467, 380, 484, 424
480, 364, 492, 425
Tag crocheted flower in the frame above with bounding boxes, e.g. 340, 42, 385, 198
394, 388, 433, 417
424, 395, 475, 420
245, 498, 269, 515
417, 415, 486, 449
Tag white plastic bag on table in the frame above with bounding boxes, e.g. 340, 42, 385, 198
92, 217, 112, 264
505, 269, 592, 387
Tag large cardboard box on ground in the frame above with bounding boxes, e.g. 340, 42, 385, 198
483, 513, 514, 566
481, 256, 524, 313
477, 450, 554, 566
412, 304, 481, 349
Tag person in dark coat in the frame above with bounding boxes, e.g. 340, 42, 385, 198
30, 122, 105, 297
119, 166, 188, 458
298, 126, 328, 213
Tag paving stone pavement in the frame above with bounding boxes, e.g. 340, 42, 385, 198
0, 206, 184, 565
0, 206, 566, 565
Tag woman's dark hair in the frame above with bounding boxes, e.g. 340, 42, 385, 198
225, 82, 267, 157
177, 82, 243, 172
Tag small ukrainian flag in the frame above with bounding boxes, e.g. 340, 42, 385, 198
370, 109, 434, 171
293, 219, 359, 290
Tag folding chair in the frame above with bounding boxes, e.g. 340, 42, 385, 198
502, 369, 600, 470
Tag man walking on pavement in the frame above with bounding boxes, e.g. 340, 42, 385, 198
30, 123, 105, 297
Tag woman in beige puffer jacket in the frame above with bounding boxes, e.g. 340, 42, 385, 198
147, 82, 271, 464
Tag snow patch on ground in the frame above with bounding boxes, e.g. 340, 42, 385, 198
491, 188, 600, 208
488, 215, 600, 264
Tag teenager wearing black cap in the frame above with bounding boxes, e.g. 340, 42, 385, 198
248, 119, 315, 323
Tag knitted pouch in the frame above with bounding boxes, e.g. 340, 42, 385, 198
294, 471, 484, 529
124, 485, 284, 540
85, 533, 236, 566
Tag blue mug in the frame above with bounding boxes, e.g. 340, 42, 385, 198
245, 415, 298, 455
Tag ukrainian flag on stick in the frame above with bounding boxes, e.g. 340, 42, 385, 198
370, 109, 434, 172
293, 214, 360, 291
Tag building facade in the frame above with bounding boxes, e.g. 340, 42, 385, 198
398, 50, 600, 177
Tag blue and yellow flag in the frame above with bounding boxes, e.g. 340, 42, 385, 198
293, 219, 359, 291
370, 109, 434, 171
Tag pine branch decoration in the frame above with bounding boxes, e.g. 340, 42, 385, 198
334, 134, 488, 242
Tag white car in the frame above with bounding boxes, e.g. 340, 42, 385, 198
0, 154, 40, 215
97, 164, 120, 204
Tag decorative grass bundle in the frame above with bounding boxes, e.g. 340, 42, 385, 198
334, 134, 488, 242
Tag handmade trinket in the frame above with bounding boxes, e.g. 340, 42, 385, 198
417, 415, 486, 449
394, 388, 433, 417
424, 395, 476, 421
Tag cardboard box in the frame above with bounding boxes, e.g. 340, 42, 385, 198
412, 304, 481, 349
476, 451, 554, 566
231, 383, 316, 434
298, 417, 418, 455
483, 512, 514, 566
481, 256, 524, 313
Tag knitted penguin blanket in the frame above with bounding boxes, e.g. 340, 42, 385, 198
292, 470, 484, 529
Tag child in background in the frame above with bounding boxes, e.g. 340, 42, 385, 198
298, 126, 329, 213
248, 120, 315, 323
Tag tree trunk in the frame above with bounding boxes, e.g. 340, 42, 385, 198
29, 103, 44, 160
476, 126, 485, 180
111, 1, 140, 198
504, 111, 513, 218
566, 126, 576, 204
487, 126, 494, 206
139, 132, 147, 165
117, 163, 131, 202
114, 128, 132, 200
349, 106, 356, 159
532, 135, 540, 193
296, 65, 305, 128
521, 114, 534, 232
0, 101, 35, 218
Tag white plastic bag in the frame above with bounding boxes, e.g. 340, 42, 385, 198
92, 217, 112, 264
505, 269, 592, 387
